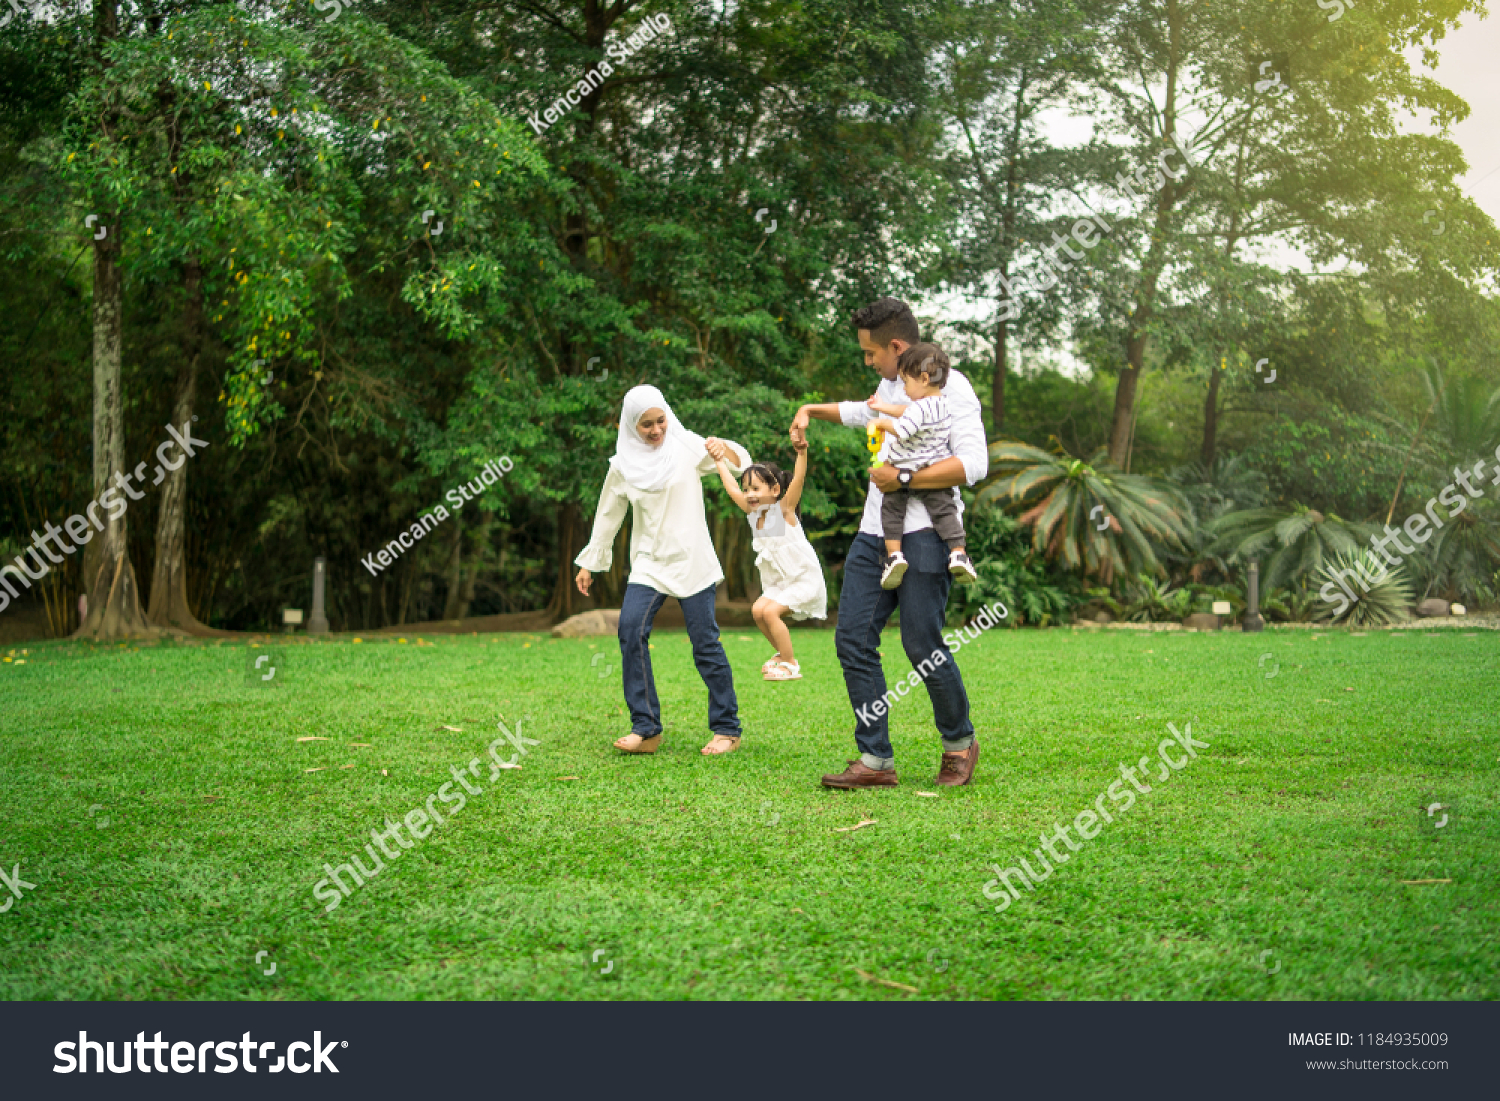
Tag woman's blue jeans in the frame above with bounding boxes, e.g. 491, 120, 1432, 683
619, 582, 741, 739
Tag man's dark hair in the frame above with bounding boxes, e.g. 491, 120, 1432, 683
897, 342, 950, 389
850, 297, 920, 347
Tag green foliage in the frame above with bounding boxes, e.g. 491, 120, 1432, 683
1242, 412, 1407, 518
1259, 584, 1319, 624
946, 501, 1077, 628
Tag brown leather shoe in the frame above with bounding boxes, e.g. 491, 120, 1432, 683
935, 738, 979, 786
821, 759, 899, 789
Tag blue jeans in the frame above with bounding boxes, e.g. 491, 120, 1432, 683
619, 582, 740, 739
835, 531, 973, 765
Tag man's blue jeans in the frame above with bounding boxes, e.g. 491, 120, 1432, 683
835, 531, 973, 766
619, 582, 741, 739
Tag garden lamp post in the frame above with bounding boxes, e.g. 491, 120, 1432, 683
1243, 561, 1265, 633
308, 557, 330, 634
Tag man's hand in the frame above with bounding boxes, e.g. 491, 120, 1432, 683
870, 465, 900, 491
791, 435, 808, 453
790, 406, 811, 448
575, 567, 592, 596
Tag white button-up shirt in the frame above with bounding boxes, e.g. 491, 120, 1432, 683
575, 438, 751, 599
837, 368, 988, 537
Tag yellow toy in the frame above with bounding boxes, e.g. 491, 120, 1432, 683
867, 421, 887, 468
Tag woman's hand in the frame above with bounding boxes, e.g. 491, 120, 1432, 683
791, 435, 808, 453
575, 568, 592, 596
704, 437, 729, 463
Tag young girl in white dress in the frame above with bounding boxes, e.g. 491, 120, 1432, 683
708, 437, 828, 680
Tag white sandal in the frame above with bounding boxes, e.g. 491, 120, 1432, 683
762, 655, 782, 674
764, 660, 802, 681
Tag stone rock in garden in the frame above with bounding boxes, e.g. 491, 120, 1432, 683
1182, 612, 1219, 631
551, 609, 621, 638
1415, 598, 1451, 618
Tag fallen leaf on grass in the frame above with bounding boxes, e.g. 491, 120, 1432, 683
557, 775, 580, 780
834, 818, 877, 833
914, 792, 939, 798
791, 907, 806, 915
440, 725, 463, 732
381, 769, 388, 776
349, 743, 370, 747
853, 968, 917, 994
297, 736, 330, 742
1399, 878, 1452, 885
340, 764, 355, 770
305, 767, 326, 773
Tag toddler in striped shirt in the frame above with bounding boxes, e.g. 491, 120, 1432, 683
866, 342, 977, 590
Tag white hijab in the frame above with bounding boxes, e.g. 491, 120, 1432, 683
609, 385, 707, 492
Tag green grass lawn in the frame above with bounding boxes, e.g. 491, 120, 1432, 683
0, 624, 1496, 1000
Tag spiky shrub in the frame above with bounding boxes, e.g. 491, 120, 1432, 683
1312, 551, 1413, 627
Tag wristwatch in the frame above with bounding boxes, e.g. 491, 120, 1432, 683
897, 469, 913, 487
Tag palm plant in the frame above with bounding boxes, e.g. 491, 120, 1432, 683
977, 443, 1193, 585
1413, 500, 1500, 601
1205, 504, 1369, 590
1169, 452, 1270, 524
1312, 551, 1413, 627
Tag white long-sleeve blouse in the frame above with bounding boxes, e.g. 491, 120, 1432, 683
575, 438, 752, 599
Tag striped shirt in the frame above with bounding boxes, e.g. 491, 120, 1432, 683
885, 395, 953, 470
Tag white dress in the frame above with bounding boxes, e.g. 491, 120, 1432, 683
749, 506, 827, 621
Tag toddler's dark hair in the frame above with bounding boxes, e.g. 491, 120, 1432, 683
742, 462, 800, 519
897, 342, 950, 389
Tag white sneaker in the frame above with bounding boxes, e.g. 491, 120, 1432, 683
948, 550, 978, 584
880, 552, 909, 590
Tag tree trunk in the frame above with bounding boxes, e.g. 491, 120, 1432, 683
1106, 0, 1183, 467
1200, 355, 1222, 468
546, 501, 582, 622
1108, 327, 1149, 465
148, 258, 212, 633
76, 203, 152, 641
442, 514, 465, 620
992, 314, 1007, 436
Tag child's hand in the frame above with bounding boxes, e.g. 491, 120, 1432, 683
871, 417, 900, 436
704, 438, 728, 463
868, 399, 907, 418
792, 435, 808, 453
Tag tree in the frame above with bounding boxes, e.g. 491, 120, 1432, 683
1078, 0, 1492, 467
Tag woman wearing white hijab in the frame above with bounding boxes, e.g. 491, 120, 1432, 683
575, 385, 753, 756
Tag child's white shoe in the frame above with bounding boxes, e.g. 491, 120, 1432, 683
764, 661, 802, 681
880, 552, 908, 590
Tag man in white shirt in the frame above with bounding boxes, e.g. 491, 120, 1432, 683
789, 297, 987, 788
